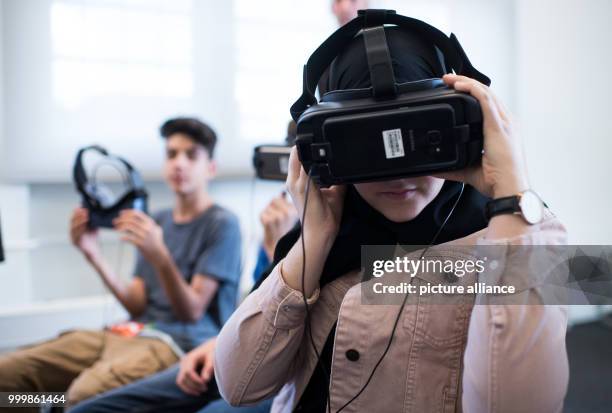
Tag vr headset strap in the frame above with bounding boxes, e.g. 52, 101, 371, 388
73, 145, 109, 201
362, 25, 397, 98
290, 9, 491, 120
73, 145, 146, 208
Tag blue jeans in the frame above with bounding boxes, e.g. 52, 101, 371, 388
68, 364, 273, 413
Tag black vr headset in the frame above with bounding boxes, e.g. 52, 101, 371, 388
253, 124, 296, 181
253, 144, 292, 181
73, 145, 148, 229
291, 9, 491, 187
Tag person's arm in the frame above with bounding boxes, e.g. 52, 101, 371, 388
215, 148, 345, 406
260, 192, 298, 261
87, 255, 148, 318
435, 74, 569, 412
215, 259, 321, 406
153, 260, 219, 322
70, 207, 147, 318
113, 209, 224, 322
462, 211, 569, 413
150, 256, 219, 322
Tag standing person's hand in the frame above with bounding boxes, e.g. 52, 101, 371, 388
433, 74, 530, 199
113, 210, 169, 267
70, 207, 102, 262
176, 337, 217, 396
260, 192, 299, 260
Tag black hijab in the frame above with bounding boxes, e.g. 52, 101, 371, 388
254, 28, 490, 291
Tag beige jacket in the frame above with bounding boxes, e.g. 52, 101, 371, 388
215, 211, 569, 413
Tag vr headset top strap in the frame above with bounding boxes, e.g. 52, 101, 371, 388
290, 9, 491, 121
73, 145, 146, 209
362, 25, 397, 98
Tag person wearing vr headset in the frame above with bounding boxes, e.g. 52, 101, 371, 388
214, 10, 569, 413
0, 118, 243, 411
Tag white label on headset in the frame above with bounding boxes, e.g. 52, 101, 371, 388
382, 129, 405, 159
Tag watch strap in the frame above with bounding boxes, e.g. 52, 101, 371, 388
485, 195, 521, 221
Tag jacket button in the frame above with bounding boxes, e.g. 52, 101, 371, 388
444, 271, 459, 283
345, 349, 360, 361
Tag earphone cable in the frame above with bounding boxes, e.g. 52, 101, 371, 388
300, 171, 333, 413
298, 179, 465, 413
335, 182, 465, 412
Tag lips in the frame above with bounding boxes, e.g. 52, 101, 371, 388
379, 188, 418, 201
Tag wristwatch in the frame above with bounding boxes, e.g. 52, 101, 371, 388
485, 189, 546, 224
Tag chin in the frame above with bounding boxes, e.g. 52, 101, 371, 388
167, 182, 192, 196
177, 187, 196, 197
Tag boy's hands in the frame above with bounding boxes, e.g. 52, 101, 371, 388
70, 207, 101, 262
113, 210, 169, 267
176, 337, 217, 396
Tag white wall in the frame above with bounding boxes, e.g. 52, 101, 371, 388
0, 186, 32, 309
0, 0, 3, 160
515, 0, 612, 324
0, 1, 33, 310
515, 0, 612, 244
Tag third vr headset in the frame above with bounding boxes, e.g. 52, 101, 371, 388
291, 9, 491, 187
73, 145, 148, 229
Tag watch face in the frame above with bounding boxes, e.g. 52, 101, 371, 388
519, 190, 543, 224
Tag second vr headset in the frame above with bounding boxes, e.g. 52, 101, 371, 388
291, 9, 491, 187
73, 145, 148, 229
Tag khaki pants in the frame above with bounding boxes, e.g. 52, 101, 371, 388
0, 329, 179, 412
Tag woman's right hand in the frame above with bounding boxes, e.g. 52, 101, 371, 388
281, 147, 346, 297
70, 207, 101, 262
286, 146, 346, 244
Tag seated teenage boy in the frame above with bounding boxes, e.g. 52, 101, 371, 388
67, 198, 300, 413
0, 117, 242, 411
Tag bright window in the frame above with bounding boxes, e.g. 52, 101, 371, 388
51, 0, 194, 109
233, 0, 336, 142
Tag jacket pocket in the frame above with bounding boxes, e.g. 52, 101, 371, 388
403, 272, 475, 349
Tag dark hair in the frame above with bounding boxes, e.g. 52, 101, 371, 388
160, 117, 217, 158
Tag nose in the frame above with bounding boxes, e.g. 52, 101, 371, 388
172, 152, 189, 170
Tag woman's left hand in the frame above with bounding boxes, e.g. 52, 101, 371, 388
433, 74, 530, 199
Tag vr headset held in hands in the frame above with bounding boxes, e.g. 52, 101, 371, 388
254, 9, 490, 187
73, 145, 148, 229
